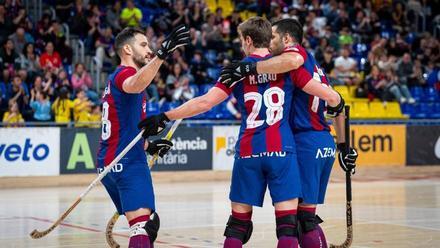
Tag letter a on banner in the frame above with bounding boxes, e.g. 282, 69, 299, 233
67, 133, 94, 170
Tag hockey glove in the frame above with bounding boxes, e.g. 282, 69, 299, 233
219, 62, 257, 88
138, 113, 170, 138
156, 24, 190, 60
146, 139, 173, 157
337, 143, 358, 174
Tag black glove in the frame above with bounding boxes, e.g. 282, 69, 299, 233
326, 93, 345, 119
219, 62, 257, 88
337, 143, 358, 173
138, 113, 170, 138
156, 24, 190, 60
146, 139, 173, 157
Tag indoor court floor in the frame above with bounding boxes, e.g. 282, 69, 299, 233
1, 167, 439, 248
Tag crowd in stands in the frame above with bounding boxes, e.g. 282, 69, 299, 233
0, 0, 439, 127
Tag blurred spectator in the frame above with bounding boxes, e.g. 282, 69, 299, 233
106, 1, 122, 31
55, 0, 74, 23
120, 0, 142, 28
70, 0, 88, 38
0, 39, 20, 74
0, 4, 15, 44
396, 53, 416, 86
392, 2, 408, 33
55, 69, 71, 90
338, 27, 353, 46
377, 54, 397, 72
202, 13, 225, 52
51, 86, 73, 125
19, 43, 40, 78
73, 89, 92, 127
8, 27, 34, 55
227, 10, 242, 42
2, 100, 24, 127
226, 97, 241, 120
8, 75, 29, 114
89, 104, 101, 128
39, 42, 62, 73
166, 63, 194, 102
190, 50, 209, 85
334, 48, 359, 85
190, 1, 203, 29
152, 71, 168, 102
170, 0, 191, 28
95, 26, 115, 68
30, 91, 51, 122
321, 48, 335, 76
71, 63, 93, 90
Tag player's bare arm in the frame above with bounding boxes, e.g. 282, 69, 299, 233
122, 57, 164, 93
138, 87, 228, 137
301, 79, 342, 108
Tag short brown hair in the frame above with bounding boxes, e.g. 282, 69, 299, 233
238, 17, 271, 48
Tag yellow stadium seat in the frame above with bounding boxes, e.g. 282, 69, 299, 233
369, 102, 387, 118
348, 85, 357, 98
385, 102, 405, 119
352, 102, 370, 118
333, 85, 350, 100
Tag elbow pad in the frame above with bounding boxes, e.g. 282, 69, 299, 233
326, 93, 345, 118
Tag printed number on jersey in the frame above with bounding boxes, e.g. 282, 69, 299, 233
102, 102, 111, 140
245, 87, 285, 129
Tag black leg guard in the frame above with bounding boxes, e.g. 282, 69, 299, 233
223, 215, 253, 244
144, 212, 160, 243
298, 211, 323, 233
276, 214, 298, 239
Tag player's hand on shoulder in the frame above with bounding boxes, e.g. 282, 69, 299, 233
219, 61, 257, 88
156, 24, 190, 60
146, 139, 173, 157
138, 113, 170, 138
337, 143, 358, 174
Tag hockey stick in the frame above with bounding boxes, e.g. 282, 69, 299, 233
30, 130, 145, 239
105, 119, 183, 248
330, 106, 353, 248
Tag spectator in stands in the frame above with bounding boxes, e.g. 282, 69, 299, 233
411, 59, 427, 87
0, 4, 15, 44
334, 47, 359, 85
55, 69, 71, 91
89, 104, 101, 128
166, 63, 194, 102
19, 43, 40, 78
190, 0, 203, 29
170, 0, 191, 28
55, 0, 73, 23
39, 41, 62, 73
377, 53, 397, 72
120, 0, 142, 28
392, 2, 408, 33
8, 27, 34, 55
190, 50, 209, 84
2, 100, 24, 127
70, 0, 88, 38
73, 89, 92, 127
106, 1, 122, 31
71, 63, 93, 91
0, 39, 20, 73
8, 75, 29, 114
227, 10, 242, 42
226, 96, 241, 120
31, 75, 53, 98
30, 90, 51, 122
397, 53, 417, 86
338, 27, 353, 46
202, 13, 225, 52
51, 86, 73, 125
95, 26, 115, 69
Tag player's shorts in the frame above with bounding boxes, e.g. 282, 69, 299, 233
294, 131, 336, 204
97, 158, 155, 215
229, 152, 301, 207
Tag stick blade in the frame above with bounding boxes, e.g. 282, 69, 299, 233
30, 229, 47, 239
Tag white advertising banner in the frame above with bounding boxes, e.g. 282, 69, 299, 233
0, 128, 60, 177
213, 126, 240, 170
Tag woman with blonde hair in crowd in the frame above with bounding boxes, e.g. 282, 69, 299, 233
2, 100, 25, 127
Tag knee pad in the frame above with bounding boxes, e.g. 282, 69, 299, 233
298, 211, 323, 233
276, 214, 298, 239
143, 212, 160, 243
223, 215, 253, 244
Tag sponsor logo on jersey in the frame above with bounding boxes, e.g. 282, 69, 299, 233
248, 73, 277, 85
241, 151, 287, 159
315, 147, 335, 159
97, 163, 124, 174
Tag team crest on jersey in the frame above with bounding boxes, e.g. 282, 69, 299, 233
315, 147, 335, 159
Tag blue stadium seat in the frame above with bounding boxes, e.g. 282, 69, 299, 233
425, 87, 439, 102
410, 86, 424, 101
189, 84, 199, 96
199, 84, 214, 94
207, 67, 221, 80
412, 103, 430, 119
430, 103, 440, 118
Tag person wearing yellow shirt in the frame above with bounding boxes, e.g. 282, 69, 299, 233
88, 104, 102, 128
52, 86, 74, 126
120, 0, 142, 27
2, 101, 25, 127
73, 89, 93, 127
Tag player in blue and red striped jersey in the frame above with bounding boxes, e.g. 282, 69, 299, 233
139, 17, 303, 248
97, 26, 190, 248
220, 18, 358, 248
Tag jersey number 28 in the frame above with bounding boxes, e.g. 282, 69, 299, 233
244, 87, 285, 129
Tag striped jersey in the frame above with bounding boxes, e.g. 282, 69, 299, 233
215, 54, 297, 157
97, 66, 147, 167
284, 45, 331, 133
